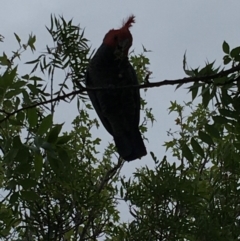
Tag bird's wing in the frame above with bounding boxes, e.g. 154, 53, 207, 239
85, 70, 114, 135
128, 63, 141, 126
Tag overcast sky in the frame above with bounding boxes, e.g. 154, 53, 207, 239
1, 1, 240, 222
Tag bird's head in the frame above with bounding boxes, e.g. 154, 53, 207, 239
103, 15, 135, 56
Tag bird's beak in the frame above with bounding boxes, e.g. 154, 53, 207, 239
118, 39, 130, 51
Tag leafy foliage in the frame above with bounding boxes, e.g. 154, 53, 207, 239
0, 16, 240, 241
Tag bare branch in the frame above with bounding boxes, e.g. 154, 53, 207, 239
1, 64, 239, 124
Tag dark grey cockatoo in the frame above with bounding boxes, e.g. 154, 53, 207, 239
85, 15, 147, 161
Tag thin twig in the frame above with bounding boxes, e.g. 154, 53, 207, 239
79, 158, 124, 240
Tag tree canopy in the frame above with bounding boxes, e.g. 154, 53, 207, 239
0, 16, 240, 241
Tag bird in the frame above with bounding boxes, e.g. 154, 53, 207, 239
85, 15, 147, 161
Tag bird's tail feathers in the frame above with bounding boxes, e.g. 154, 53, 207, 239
114, 128, 147, 161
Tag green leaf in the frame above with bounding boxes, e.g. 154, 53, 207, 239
120, 186, 123, 198
222, 41, 230, 54
25, 59, 39, 64
18, 179, 37, 189
184, 69, 195, 77
230, 46, 240, 58
41, 142, 54, 151
29, 76, 43, 81
9, 192, 19, 204
27, 107, 38, 128
56, 135, 72, 145
199, 61, 215, 76
47, 124, 63, 143
14, 33, 21, 45
15, 147, 29, 164
219, 108, 237, 119
210, 85, 216, 99
27, 34, 36, 52
34, 153, 43, 178
16, 111, 25, 123
183, 51, 196, 77
205, 124, 220, 139
175, 83, 184, 91
58, 148, 70, 165
222, 143, 232, 159
221, 88, 232, 106
8, 118, 22, 126
182, 144, 193, 163
4, 148, 18, 165
191, 138, 204, 157
198, 131, 214, 146
34, 135, 44, 148
38, 114, 53, 135
223, 55, 231, 65
225, 123, 236, 132
212, 115, 229, 125
202, 85, 211, 108
11, 80, 26, 89
21, 74, 30, 80
234, 55, 240, 62
190, 82, 200, 101
0, 52, 10, 66
0, 66, 17, 88
5, 89, 23, 99
48, 156, 60, 172
12, 135, 22, 148
21, 191, 39, 201
214, 77, 228, 85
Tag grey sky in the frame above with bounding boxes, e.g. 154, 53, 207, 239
1, 1, 240, 223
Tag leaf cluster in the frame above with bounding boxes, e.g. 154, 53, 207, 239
1, 16, 240, 241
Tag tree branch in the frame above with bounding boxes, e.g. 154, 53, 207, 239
1, 64, 240, 124
79, 157, 124, 241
